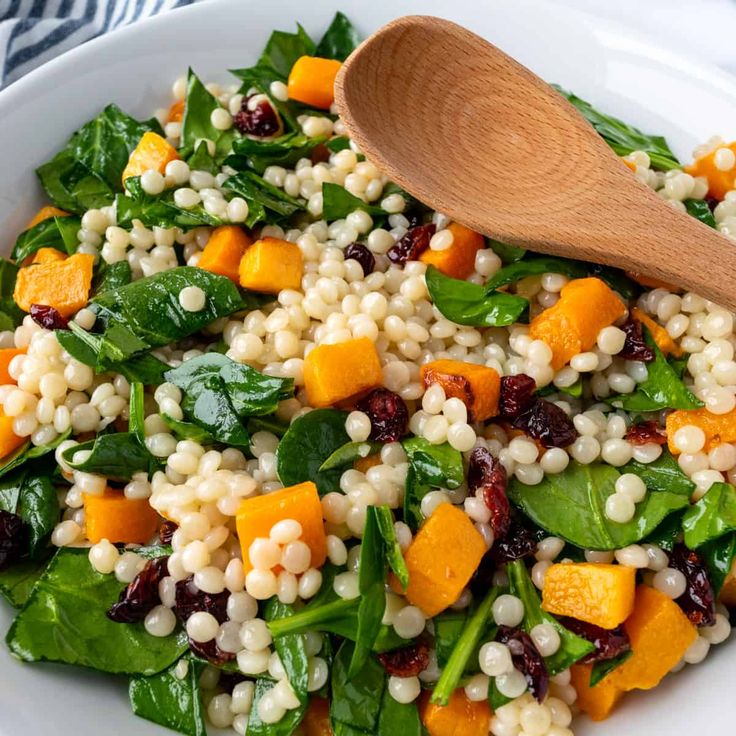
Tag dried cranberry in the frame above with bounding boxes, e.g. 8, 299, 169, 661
233, 94, 281, 137
174, 576, 230, 624
558, 617, 630, 664
468, 447, 510, 537
30, 304, 69, 330
488, 520, 538, 564
625, 420, 667, 446
188, 637, 236, 666
513, 399, 577, 448
496, 626, 549, 702
377, 640, 430, 677
668, 545, 716, 627
159, 520, 178, 545
356, 387, 409, 442
387, 223, 435, 264
498, 374, 537, 419
618, 320, 655, 362
310, 143, 331, 164
107, 556, 170, 623
344, 242, 376, 276
0, 510, 25, 569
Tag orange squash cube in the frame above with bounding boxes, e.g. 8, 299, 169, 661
236, 481, 327, 575
287, 56, 342, 109
0, 407, 26, 459
302, 697, 332, 736
0, 348, 25, 385
393, 504, 486, 617
23, 247, 67, 268
199, 225, 253, 282
303, 337, 383, 408
354, 453, 381, 474
685, 142, 736, 200
26, 206, 70, 229
239, 237, 303, 294
121, 131, 180, 184
84, 489, 160, 544
631, 307, 682, 357
167, 99, 185, 123
542, 562, 636, 629
420, 223, 486, 280
571, 663, 624, 722
720, 567, 736, 607
419, 688, 491, 736
665, 406, 736, 454
420, 359, 500, 422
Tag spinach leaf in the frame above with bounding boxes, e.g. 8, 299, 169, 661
94, 260, 132, 294
349, 505, 387, 677
644, 510, 685, 551
129, 381, 146, 445
224, 171, 306, 222
277, 408, 350, 494
490, 240, 526, 264
402, 437, 464, 530
608, 328, 703, 411
682, 482, 736, 548
315, 11, 360, 61
12, 215, 80, 263
0, 259, 26, 328
701, 532, 736, 596
248, 414, 290, 437
228, 132, 327, 175
129, 656, 206, 736
331, 640, 386, 732
507, 560, 595, 674
431, 587, 499, 705
376, 688, 423, 736
254, 23, 315, 79
267, 598, 309, 705
6, 548, 187, 674
685, 199, 716, 228
0, 429, 71, 480
0, 558, 47, 608
326, 136, 352, 153
319, 440, 382, 472
426, 265, 528, 327
553, 87, 680, 170
163, 414, 216, 443
62, 432, 159, 481
187, 139, 218, 174
590, 649, 633, 688
622, 450, 695, 496
246, 678, 306, 736
322, 183, 384, 221
181, 69, 235, 161
375, 505, 409, 589
485, 256, 587, 292
434, 610, 467, 668
508, 461, 691, 550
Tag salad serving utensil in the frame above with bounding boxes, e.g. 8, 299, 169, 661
335, 15, 736, 308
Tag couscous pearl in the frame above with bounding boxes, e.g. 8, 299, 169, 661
393, 606, 426, 638
388, 676, 421, 703
464, 673, 491, 702
479, 641, 513, 676
615, 473, 647, 501
237, 648, 270, 675
145, 605, 177, 637
334, 571, 360, 600
179, 285, 206, 312
653, 567, 688, 599
495, 669, 528, 699
673, 425, 706, 453
597, 326, 626, 355
492, 594, 525, 627
88, 538, 119, 574
615, 544, 650, 568
605, 492, 635, 523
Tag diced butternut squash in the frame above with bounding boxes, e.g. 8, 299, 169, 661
287, 56, 342, 109
419, 223, 485, 280
27, 247, 66, 266
393, 503, 486, 617
419, 688, 491, 736
529, 277, 627, 369
622, 158, 637, 172
571, 663, 624, 722
0, 407, 26, 459
26, 206, 70, 229
354, 453, 381, 474
84, 489, 160, 544
631, 307, 682, 357
615, 585, 697, 691
236, 482, 327, 575
666, 406, 736, 454
167, 99, 185, 123
542, 563, 636, 629
625, 271, 681, 291
121, 131, 180, 185
0, 348, 25, 385
13, 253, 94, 318
199, 226, 253, 282
304, 337, 383, 408
420, 359, 500, 422
685, 142, 736, 200
301, 697, 332, 736
239, 237, 303, 294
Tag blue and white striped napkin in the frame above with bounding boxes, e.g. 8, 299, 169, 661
0, 0, 196, 88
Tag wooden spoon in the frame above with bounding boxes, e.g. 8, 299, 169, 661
334, 15, 736, 309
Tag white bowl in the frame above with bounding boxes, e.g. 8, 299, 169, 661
0, 0, 733, 733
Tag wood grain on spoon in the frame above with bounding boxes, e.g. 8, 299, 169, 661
334, 15, 736, 309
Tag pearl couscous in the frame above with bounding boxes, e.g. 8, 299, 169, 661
0, 12, 734, 736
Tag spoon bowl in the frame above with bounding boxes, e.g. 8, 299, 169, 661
335, 15, 736, 308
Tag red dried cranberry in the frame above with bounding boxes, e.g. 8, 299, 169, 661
159, 520, 178, 545
344, 242, 376, 276
0, 510, 25, 569
174, 576, 230, 624
625, 420, 667, 446
387, 224, 435, 264
489, 520, 537, 564
496, 626, 549, 702
233, 94, 281, 137
513, 399, 577, 448
310, 143, 331, 164
188, 637, 236, 666
377, 640, 430, 677
468, 447, 510, 537
618, 320, 655, 362
356, 388, 409, 442
107, 556, 170, 623
668, 545, 716, 627
558, 617, 630, 664
30, 304, 69, 330
498, 374, 537, 419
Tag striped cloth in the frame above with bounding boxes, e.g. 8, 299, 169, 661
0, 0, 197, 88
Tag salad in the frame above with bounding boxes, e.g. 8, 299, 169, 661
0, 11, 734, 736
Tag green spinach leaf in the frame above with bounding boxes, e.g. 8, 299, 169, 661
129, 382, 146, 445
267, 598, 309, 705
12, 215, 80, 263
485, 256, 587, 292
62, 432, 159, 481
228, 132, 327, 175
319, 440, 382, 472
590, 649, 633, 688
682, 482, 736, 548
434, 610, 467, 668
322, 182, 383, 221
315, 12, 360, 61
0, 558, 47, 608
0, 429, 71, 480
94, 260, 132, 294
375, 505, 409, 589
181, 69, 235, 161
685, 199, 716, 228
621, 450, 695, 496
489, 240, 526, 264
701, 532, 736, 595
0, 259, 26, 328
223, 170, 306, 223
376, 687, 423, 735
